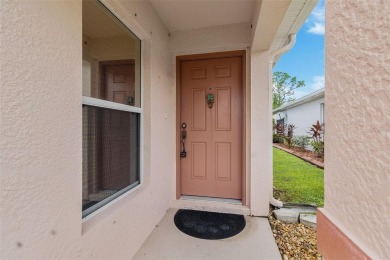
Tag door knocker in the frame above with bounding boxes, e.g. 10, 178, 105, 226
127, 96, 134, 106
206, 93, 214, 109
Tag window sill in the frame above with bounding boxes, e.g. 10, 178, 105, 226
81, 182, 143, 235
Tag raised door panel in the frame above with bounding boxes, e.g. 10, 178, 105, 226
215, 65, 231, 78
191, 142, 207, 179
191, 89, 207, 131
113, 91, 126, 104
215, 87, 231, 131
215, 142, 231, 181
191, 67, 207, 79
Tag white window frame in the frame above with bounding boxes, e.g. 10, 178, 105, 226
81, 0, 145, 219
320, 103, 325, 124
81, 97, 143, 219
82, 97, 142, 114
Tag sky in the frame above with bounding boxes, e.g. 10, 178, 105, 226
273, 0, 325, 99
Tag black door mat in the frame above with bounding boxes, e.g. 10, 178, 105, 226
174, 209, 246, 240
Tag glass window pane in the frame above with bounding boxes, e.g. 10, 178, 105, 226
82, 0, 141, 107
82, 105, 140, 215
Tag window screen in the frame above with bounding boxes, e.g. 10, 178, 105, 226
82, 105, 140, 217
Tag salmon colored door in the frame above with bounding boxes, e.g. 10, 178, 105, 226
102, 63, 135, 190
180, 56, 243, 199
104, 64, 135, 105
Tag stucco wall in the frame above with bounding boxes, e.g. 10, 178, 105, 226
250, 50, 273, 216
0, 0, 174, 258
283, 97, 324, 136
323, 0, 390, 258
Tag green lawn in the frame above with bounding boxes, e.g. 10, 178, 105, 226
273, 147, 324, 207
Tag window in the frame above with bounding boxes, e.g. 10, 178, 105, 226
320, 103, 325, 124
276, 119, 285, 125
82, 0, 141, 218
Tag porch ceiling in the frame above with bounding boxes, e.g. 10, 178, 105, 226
149, 0, 255, 32
252, 0, 318, 53
149, 0, 317, 56
270, 0, 318, 63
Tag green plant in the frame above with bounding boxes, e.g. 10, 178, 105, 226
273, 133, 283, 143
273, 122, 285, 143
283, 124, 296, 148
309, 121, 325, 158
310, 140, 324, 158
273, 72, 305, 109
273, 123, 296, 148
293, 135, 309, 150
274, 123, 285, 136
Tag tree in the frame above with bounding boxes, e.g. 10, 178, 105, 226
272, 72, 305, 109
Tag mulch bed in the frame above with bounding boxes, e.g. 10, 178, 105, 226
273, 143, 324, 169
269, 208, 323, 260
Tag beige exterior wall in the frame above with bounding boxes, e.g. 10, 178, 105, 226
0, 0, 175, 258
323, 0, 390, 258
250, 50, 273, 216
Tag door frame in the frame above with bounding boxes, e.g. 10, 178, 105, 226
175, 50, 247, 205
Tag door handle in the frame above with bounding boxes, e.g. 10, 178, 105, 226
181, 123, 187, 158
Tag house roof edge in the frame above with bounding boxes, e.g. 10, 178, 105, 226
273, 88, 325, 114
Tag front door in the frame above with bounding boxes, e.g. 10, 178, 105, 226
104, 64, 135, 105
180, 56, 243, 199
102, 63, 135, 190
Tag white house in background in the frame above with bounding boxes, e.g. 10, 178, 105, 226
273, 88, 324, 137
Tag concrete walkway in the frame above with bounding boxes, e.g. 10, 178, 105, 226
134, 209, 281, 260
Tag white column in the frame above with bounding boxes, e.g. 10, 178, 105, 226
250, 50, 272, 216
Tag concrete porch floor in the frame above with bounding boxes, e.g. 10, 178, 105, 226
134, 209, 281, 260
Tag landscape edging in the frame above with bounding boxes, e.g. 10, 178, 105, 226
273, 144, 324, 169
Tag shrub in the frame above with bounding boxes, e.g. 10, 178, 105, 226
273, 133, 283, 143
274, 123, 285, 136
284, 124, 296, 148
293, 135, 309, 150
273, 123, 285, 143
308, 121, 325, 158
310, 140, 324, 158
273, 123, 296, 148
